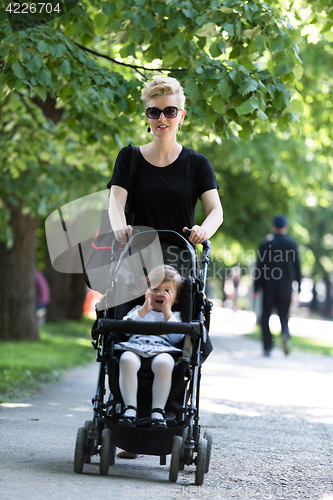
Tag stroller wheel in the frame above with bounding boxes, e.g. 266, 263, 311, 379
83, 420, 92, 464
100, 429, 114, 475
195, 437, 207, 486
74, 427, 86, 474
179, 427, 188, 470
169, 435, 182, 483
203, 431, 212, 473
84, 420, 92, 430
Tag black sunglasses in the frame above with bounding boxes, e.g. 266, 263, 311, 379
146, 106, 182, 119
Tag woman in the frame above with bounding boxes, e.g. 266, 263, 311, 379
108, 75, 223, 245
107, 75, 223, 457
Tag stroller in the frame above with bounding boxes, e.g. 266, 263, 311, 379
74, 229, 213, 485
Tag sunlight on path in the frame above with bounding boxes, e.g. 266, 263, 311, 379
211, 307, 257, 334
211, 306, 333, 341
200, 308, 333, 427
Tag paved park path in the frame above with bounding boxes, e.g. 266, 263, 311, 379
1, 309, 333, 500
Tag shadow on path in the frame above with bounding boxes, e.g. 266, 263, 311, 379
1, 311, 333, 499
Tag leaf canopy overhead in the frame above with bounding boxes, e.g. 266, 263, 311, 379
0, 0, 330, 250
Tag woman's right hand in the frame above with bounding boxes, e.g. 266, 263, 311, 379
183, 225, 208, 245
114, 225, 133, 245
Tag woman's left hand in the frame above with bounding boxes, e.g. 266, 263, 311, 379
183, 225, 208, 245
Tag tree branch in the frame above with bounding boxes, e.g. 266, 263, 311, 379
30, 93, 64, 124
15, 91, 55, 133
74, 42, 188, 74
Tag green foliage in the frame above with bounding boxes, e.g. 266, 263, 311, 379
0, 318, 94, 401
0, 1, 302, 245
0, 0, 332, 286
195, 129, 311, 251
193, 28, 333, 285
281, 39, 333, 283
296, 189, 333, 280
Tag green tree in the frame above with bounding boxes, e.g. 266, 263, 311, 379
287, 37, 333, 317
196, 28, 333, 312
0, 0, 305, 339
300, 199, 333, 318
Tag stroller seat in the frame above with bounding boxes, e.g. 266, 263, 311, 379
106, 270, 195, 411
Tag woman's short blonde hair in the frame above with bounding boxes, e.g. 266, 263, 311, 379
141, 76, 185, 110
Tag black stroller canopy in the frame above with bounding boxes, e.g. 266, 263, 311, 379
122, 229, 198, 278
97, 229, 199, 311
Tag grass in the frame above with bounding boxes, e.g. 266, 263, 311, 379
0, 317, 95, 402
246, 324, 333, 356
2, 315, 332, 403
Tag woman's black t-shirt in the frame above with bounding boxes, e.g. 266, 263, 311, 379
107, 145, 219, 235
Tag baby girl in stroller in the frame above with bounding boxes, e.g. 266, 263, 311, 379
114, 264, 184, 429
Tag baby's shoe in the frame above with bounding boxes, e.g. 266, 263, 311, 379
150, 408, 167, 429
119, 405, 137, 427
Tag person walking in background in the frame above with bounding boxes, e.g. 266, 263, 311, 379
253, 215, 301, 357
35, 269, 50, 326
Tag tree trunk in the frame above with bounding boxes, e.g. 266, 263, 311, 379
67, 274, 87, 320
310, 282, 318, 313
0, 202, 39, 340
44, 251, 86, 322
323, 275, 333, 319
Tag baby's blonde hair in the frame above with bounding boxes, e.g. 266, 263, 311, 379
129, 265, 183, 302
141, 76, 185, 110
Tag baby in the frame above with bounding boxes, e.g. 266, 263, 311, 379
114, 265, 183, 429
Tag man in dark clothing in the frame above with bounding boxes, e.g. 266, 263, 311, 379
253, 215, 301, 356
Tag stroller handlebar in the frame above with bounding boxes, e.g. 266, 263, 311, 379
96, 318, 205, 339
183, 228, 211, 261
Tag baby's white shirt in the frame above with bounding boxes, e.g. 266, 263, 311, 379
123, 306, 184, 345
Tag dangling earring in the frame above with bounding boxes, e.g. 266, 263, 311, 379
147, 126, 151, 133
178, 125, 181, 132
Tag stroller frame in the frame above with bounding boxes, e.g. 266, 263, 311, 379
74, 230, 213, 485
